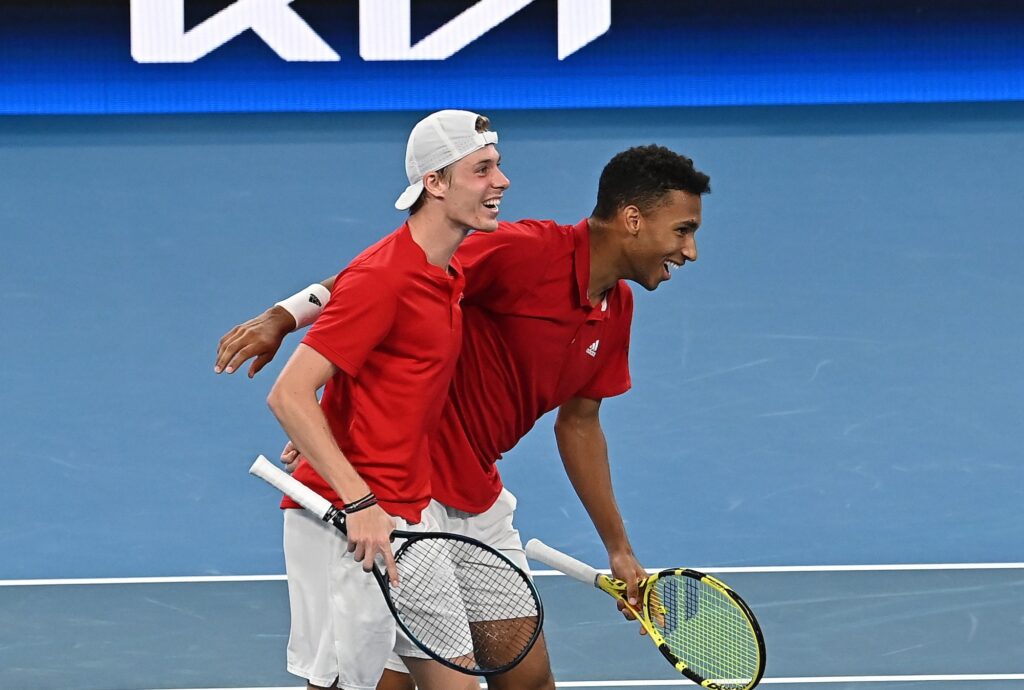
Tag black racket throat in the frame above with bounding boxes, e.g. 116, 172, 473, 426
324, 508, 496, 545
323, 506, 346, 531
322, 506, 410, 540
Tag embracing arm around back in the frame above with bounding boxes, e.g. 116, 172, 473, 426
215, 275, 337, 376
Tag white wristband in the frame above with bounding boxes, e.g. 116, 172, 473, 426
275, 283, 331, 329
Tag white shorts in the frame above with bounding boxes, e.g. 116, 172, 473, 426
383, 488, 529, 674
283, 509, 429, 690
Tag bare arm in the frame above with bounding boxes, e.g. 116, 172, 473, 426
215, 276, 337, 376
554, 396, 646, 607
267, 342, 398, 583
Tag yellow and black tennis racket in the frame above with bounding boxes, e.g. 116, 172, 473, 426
525, 539, 765, 690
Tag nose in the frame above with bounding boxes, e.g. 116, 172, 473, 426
682, 234, 697, 263
494, 167, 510, 190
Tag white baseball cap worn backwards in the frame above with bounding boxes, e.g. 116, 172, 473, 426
395, 109, 499, 211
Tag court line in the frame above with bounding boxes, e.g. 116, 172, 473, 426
548, 677, 1024, 687
144, 674, 1024, 689
0, 575, 287, 587
5, 562, 1024, 587
759, 677, 1024, 686
543, 562, 1024, 575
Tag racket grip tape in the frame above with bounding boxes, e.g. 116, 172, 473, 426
249, 454, 335, 521
525, 539, 601, 587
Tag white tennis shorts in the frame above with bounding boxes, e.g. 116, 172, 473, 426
383, 487, 529, 674
282, 508, 428, 690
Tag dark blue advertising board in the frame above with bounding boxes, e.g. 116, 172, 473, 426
2, 0, 1023, 114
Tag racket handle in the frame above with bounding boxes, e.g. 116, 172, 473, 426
525, 539, 600, 587
249, 454, 335, 521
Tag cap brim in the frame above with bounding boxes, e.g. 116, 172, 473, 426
395, 180, 424, 211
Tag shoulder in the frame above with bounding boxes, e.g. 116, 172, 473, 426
502, 218, 574, 247
334, 232, 404, 296
347, 227, 403, 271
461, 218, 572, 256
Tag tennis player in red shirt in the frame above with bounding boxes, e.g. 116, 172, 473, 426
263, 110, 508, 690
218, 145, 709, 690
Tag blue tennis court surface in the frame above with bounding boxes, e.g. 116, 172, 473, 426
3, 567, 1024, 688
3, 102, 1024, 688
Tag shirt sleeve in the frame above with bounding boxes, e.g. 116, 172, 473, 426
576, 283, 634, 400
457, 221, 549, 307
302, 265, 398, 377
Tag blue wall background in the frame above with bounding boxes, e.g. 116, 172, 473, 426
3, 0, 1024, 581
3, 104, 1024, 580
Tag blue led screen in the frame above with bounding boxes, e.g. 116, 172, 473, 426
2, 0, 1023, 114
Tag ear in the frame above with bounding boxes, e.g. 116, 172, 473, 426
422, 170, 448, 201
622, 205, 642, 237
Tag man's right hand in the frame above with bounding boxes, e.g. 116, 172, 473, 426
345, 504, 400, 585
280, 441, 301, 473
214, 306, 296, 377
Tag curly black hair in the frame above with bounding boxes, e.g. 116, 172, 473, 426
591, 145, 710, 220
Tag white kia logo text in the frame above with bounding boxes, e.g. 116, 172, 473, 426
130, 0, 612, 63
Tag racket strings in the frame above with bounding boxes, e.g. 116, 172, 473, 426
390, 536, 541, 673
648, 575, 759, 688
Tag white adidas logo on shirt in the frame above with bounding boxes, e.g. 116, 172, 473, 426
586, 339, 600, 357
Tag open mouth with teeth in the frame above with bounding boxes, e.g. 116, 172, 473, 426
483, 198, 501, 211
662, 259, 682, 278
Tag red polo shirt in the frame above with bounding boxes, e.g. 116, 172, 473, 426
283, 224, 465, 523
430, 218, 633, 512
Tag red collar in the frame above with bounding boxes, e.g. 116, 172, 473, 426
398, 222, 464, 283
572, 218, 610, 320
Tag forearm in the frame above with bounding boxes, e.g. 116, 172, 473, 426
267, 376, 369, 503
554, 410, 633, 554
214, 276, 341, 377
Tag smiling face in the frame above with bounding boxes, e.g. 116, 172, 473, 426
625, 189, 702, 291
425, 144, 509, 232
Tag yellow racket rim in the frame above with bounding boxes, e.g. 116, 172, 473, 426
643, 569, 765, 690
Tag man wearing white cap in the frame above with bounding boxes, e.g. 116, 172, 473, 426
219, 140, 710, 690
262, 110, 508, 690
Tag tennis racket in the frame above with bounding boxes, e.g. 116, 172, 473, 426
525, 539, 764, 690
250, 455, 543, 676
